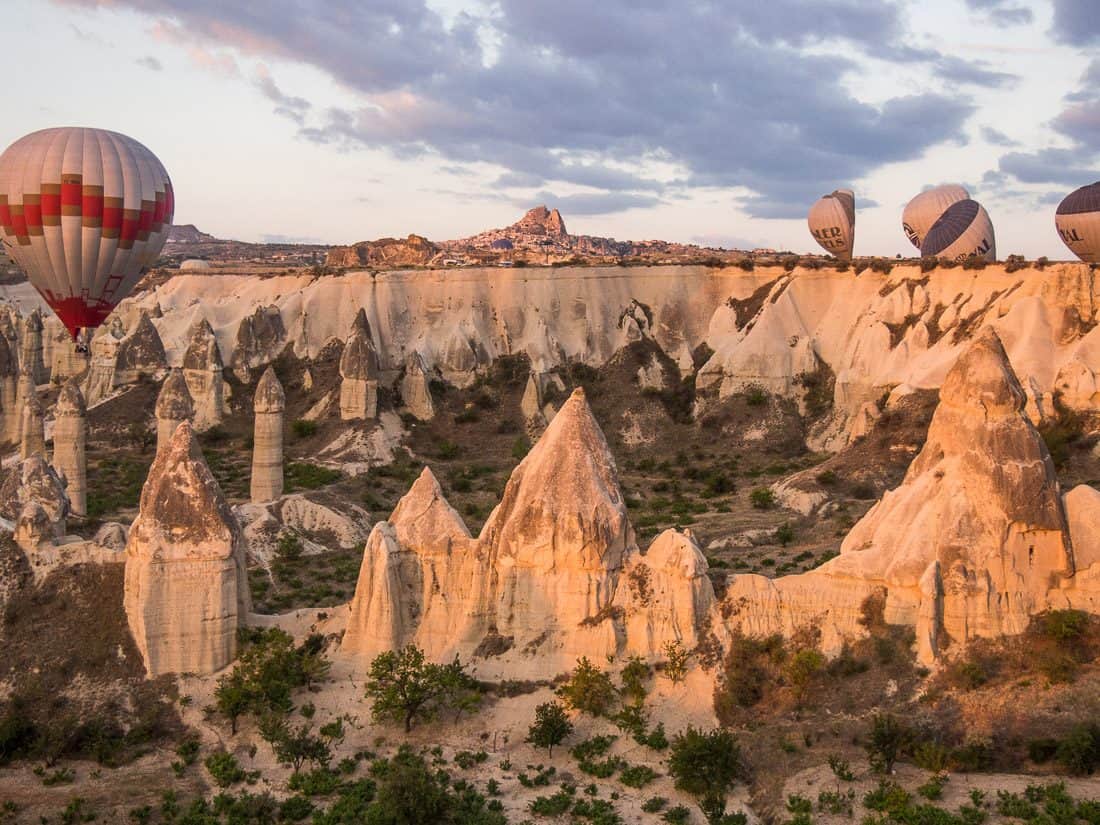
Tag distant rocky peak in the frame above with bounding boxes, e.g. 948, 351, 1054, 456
512, 205, 569, 237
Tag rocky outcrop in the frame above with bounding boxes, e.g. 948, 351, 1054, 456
20, 309, 46, 385
234, 305, 286, 378
123, 422, 250, 677
615, 529, 715, 657
339, 309, 379, 420
52, 381, 87, 518
19, 378, 44, 460
181, 317, 225, 430
83, 318, 125, 406
400, 352, 435, 421
342, 389, 714, 676
46, 317, 88, 382
0, 334, 17, 444
520, 371, 564, 430
114, 312, 168, 384
325, 234, 439, 268
250, 367, 285, 503
718, 329, 1076, 662
0, 456, 69, 552
343, 468, 484, 657
512, 205, 568, 238
155, 369, 194, 455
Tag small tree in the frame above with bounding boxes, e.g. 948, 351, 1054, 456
866, 713, 909, 775
557, 657, 617, 717
620, 656, 650, 706
526, 702, 573, 758
260, 715, 331, 775
663, 640, 689, 684
785, 649, 824, 708
214, 671, 252, 735
365, 646, 474, 733
668, 727, 744, 824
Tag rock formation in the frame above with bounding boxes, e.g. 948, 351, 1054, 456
83, 318, 125, 406
114, 312, 168, 385
19, 377, 44, 460
339, 309, 380, 420
0, 456, 70, 551
511, 205, 568, 238
520, 371, 565, 430
20, 309, 46, 385
234, 305, 285, 377
124, 422, 250, 677
719, 329, 1076, 662
0, 333, 17, 444
181, 317, 226, 430
155, 369, 194, 455
250, 367, 285, 503
343, 388, 716, 676
325, 234, 439, 268
400, 352, 435, 421
47, 318, 88, 382
343, 467, 483, 656
52, 381, 87, 518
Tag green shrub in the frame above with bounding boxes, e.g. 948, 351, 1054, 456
663, 805, 692, 824
558, 658, 617, 717
866, 714, 909, 775
749, 487, 775, 509
863, 780, 910, 814
620, 764, 659, 788
291, 419, 318, 438
1055, 723, 1100, 775
285, 461, 341, 490
643, 797, 668, 813
529, 789, 573, 816
205, 751, 247, 788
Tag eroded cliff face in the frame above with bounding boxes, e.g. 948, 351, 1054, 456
63, 262, 1093, 449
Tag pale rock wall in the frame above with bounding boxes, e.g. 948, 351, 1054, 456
400, 352, 435, 421
100, 263, 1100, 449
20, 309, 46, 385
124, 422, 250, 677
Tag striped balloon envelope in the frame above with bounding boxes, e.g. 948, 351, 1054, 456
807, 189, 855, 261
1056, 182, 1100, 263
0, 127, 174, 340
920, 199, 996, 262
902, 184, 969, 249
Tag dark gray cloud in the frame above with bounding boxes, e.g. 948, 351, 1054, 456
254, 67, 311, 124
136, 55, 162, 71
965, 0, 1034, 26
1051, 0, 1100, 45
63, 0, 981, 218
525, 190, 661, 216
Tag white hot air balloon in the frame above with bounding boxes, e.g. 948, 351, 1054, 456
807, 189, 855, 261
1056, 182, 1100, 263
0, 127, 174, 341
902, 184, 969, 249
920, 199, 996, 262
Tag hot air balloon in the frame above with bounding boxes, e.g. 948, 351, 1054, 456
807, 189, 855, 261
902, 184, 969, 249
0, 127, 174, 342
920, 199, 996, 262
1056, 182, 1100, 263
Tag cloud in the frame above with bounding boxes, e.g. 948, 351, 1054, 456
980, 126, 1017, 146
998, 58, 1100, 186
59, 0, 982, 218
934, 55, 1018, 88
136, 55, 163, 71
1050, 0, 1100, 45
254, 64, 310, 123
965, 0, 1034, 26
525, 190, 660, 215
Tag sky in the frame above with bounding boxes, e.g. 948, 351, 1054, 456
1, 0, 1097, 257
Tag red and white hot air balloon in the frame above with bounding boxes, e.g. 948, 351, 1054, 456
0, 127, 174, 341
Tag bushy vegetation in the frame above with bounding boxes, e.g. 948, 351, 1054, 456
668, 727, 744, 824
365, 645, 481, 732
558, 657, 618, 717
214, 629, 331, 733
526, 701, 573, 757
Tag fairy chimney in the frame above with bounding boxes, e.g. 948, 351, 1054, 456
155, 369, 194, 455
250, 367, 285, 503
339, 309, 380, 420
52, 381, 87, 517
